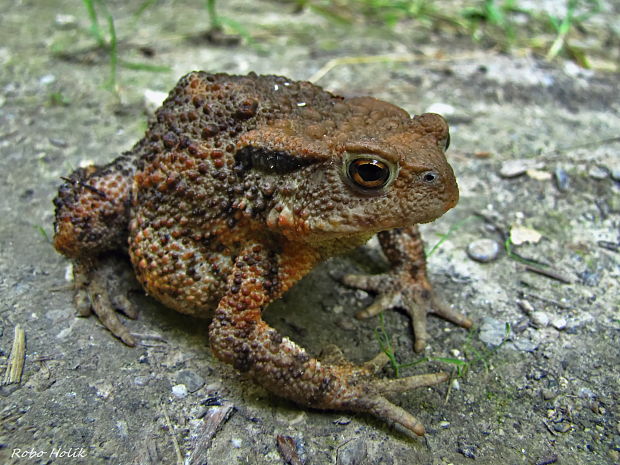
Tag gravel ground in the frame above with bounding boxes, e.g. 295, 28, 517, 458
1, 1, 618, 464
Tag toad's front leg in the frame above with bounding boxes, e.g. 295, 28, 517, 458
208, 243, 448, 436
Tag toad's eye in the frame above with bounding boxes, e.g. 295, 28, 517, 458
347, 158, 391, 190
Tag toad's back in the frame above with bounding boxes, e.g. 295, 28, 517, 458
127, 73, 347, 314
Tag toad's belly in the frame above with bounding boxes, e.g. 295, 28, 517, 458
128, 224, 234, 317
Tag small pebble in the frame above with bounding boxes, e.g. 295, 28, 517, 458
55, 14, 77, 28
510, 225, 542, 245
49, 137, 68, 148
333, 417, 352, 425
134, 376, 148, 386
479, 317, 509, 346
439, 420, 451, 428
530, 311, 550, 328
231, 438, 242, 448
553, 422, 571, 433
588, 166, 609, 180
425, 102, 456, 116
550, 317, 567, 330
190, 405, 208, 419
554, 167, 570, 191
40, 74, 56, 85
176, 370, 205, 393
611, 167, 620, 181
527, 169, 552, 180
578, 387, 595, 399
451, 379, 461, 391
517, 299, 535, 314
144, 89, 168, 114
336, 317, 356, 331
172, 384, 188, 398
499, 159, 542, 178
116, 420, 129, 438
541, 389, 556, 400
457, 441, 477, 459
336, 438, 367, 465
511, 337, 538, 352
513, 317, 530, 333
535, 454, 559, 465
467, 238, 500, 263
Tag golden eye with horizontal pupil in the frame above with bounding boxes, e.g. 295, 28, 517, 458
347, 158, 391, 189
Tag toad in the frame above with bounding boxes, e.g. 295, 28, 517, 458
53, 72, 471, 435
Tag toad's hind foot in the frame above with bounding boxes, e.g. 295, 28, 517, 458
72, 255, 138, 346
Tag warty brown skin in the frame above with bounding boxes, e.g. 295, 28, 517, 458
53, 72, 471, 435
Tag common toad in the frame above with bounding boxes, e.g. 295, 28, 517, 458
53, 72, 471, 435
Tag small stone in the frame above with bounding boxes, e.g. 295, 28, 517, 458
451, 379, 461, 391
336, 317, 356, 331
530, 311, 550, 328
510, 225, 542, 245
55, 14, 77, 28
588, 166, 609, 180
49, 137, 68, 148
550, 317, 567, 330
467, 238, 500, 263
516, 299, 535, 314
336, 438, 367, 465
231, 438, 242, 448
144, 89, 168, 114
611, 167, 620, 181
172, 384, 188, 398
535, 454, 559, 465
333, 417, 352, 425
554, 167, 570, 191
578, 387, 595, 399
134, 376, 149, 386
527, 169, 552, 181
553, 422, 571, 433
425, 102, 456, 116
176, 370, 205, 393
514, 338, 538, 352
513, 318, 530, 333
479, 317, 510, 347
500, 159, 543, 178
541, 389, 556, 400
457, 441, 477, 459
40, 74, 56, 85
116, 420, 128, 438
190, 405, 208, 419
439, 420, 451, 428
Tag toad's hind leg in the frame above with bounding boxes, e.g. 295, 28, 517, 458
53, 155, 137, 345
208, 243, 449, 436
342, 225, 472, 352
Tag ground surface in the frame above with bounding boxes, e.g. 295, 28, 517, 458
0, 1, 619, 464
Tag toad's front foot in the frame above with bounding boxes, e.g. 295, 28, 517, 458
342, 227, 472, 352
317, 346, 449, 435
342, 270, 471, 352
71, 255, 138, 346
